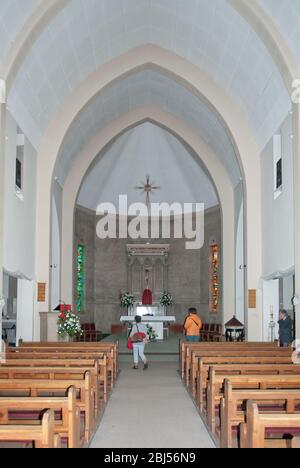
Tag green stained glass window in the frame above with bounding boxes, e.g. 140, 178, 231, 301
77, 244, 85, 313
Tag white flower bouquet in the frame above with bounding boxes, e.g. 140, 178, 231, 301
57, 311, 83, 339
159, 292, 174, 307
120, 292, 135, 308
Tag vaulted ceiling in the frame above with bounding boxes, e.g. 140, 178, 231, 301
56, 69, 240, 187
78, 122, 219, 211
259, 0, 300, 67
1, 0, 298, 190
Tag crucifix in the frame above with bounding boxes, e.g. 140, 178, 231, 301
135, 175, 161, 207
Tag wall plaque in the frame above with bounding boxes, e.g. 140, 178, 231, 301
37, 283, 46, 303
248, 289, 257, 309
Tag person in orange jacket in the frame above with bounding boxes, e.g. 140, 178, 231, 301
184, 308, 202, 342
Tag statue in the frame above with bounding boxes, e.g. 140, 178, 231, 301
142, 269, 153, 306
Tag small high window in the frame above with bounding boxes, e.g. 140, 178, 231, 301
15, 148, 23, 191
273, 134, 283, 199
15, 132, 24, 199
276, 158, 283, 191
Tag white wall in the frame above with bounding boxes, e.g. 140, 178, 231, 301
234, 181, 245, 325
3, 112, 37, 280
262, 279, 279, 342
3, 112, 37, 341
261, 114, 294, 279
51, 194, 61, 310
17, 279, 35, 342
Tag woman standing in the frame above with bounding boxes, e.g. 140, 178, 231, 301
129, 316, 149, 370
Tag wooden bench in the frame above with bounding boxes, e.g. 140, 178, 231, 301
196, 360, 298, 411
0, 365, 104, 418
9, 344, 117, 387
0, 387, 82, 448
191, 352, 294, 400
207, 370, 300, 434
0, 410, 58, 449
180, 340, 280, 380
185, 348, 291, 388
1, 358, 109, 404
182, 342, 285, 379
0, 372, 94, 444
6, 348, 113, 393
240, 400, 300, 449
220, 380, 300, 448
18, 340, 119, 378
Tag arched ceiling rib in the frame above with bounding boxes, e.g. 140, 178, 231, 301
55, 69, 241, 187
258, 0, 300, 68
5, 0, 291, 153
0, 0, 39, 63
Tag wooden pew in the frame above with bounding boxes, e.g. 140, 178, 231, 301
0, 387, 82, 448
207, 370, 300, 434
179, 340, 279, 378
0, 358, 108, 405
7, 345, 116, 389
5, 349, 112, 395
240, 401, 300, 449
220, 380, 300, 448
0, 365, 103, 418
0, 372, 94, 444
185, 348, 291, 388
18, 341, 119, 380
182, 343, 284, 385
196, 358, 296, 410
0, 410, 57, 449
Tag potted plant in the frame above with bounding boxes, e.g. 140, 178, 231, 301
146, 324, 158, 342
57, 311, 83, 341
159, 291, 174, 313
120, 292, 135, 313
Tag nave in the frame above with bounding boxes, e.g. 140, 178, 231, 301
91, 362, 214, 449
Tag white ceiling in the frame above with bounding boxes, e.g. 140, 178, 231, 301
0, 0, 39, 63
56, 69, 241, 187
77, 122, 219, 211
259, 0, 300, 67
7, 0, 291, 154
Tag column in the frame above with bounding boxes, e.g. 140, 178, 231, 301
0, 80, 6, 347
293, 103, 300, 340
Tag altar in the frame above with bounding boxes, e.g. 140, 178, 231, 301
120, 309, 176, 341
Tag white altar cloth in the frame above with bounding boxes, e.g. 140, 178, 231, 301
120, 316, 176, 341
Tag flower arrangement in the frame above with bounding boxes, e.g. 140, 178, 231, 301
159, 291, 174, 307
146, 324, 158, 342
120, 292, 135, 308
57, 311, 83, 339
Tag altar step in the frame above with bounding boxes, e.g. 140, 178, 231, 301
103, 333, 181, 363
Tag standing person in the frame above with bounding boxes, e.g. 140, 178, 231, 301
278, 309, 293, 348
129, 316, 149, 370
184, 308, 202, 342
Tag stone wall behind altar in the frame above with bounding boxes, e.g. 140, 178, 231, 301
74, 205, 222, 333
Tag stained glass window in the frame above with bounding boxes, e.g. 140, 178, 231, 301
77, 244, 85, 313
209, 244, 219, 314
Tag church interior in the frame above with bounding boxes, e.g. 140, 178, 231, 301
0, 0, 300, 450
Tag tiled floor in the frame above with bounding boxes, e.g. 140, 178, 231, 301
90, 362, 215, 449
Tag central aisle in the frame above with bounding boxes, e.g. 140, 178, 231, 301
91, 362, 215, 449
